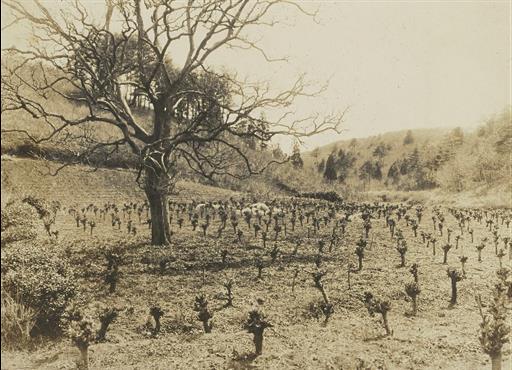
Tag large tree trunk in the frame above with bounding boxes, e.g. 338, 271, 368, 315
145, 170, 172, 246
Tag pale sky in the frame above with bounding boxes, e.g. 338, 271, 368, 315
2, 1, 511, 152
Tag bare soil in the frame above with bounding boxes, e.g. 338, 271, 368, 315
1, 157, 510, 370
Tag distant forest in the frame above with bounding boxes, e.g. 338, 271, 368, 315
270, 108, 511, 194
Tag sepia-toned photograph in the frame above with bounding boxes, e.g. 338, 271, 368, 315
1, 0, 511, 369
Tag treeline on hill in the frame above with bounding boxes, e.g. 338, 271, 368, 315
2, 108, 510, 196
2, 57, 510, 195
305, 110, 511, 193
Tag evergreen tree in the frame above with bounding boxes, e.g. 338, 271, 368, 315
387, 161, 401, 184
373, 161, 383, 180
290, 142, 304, 169
311, 147, 320, 167
323, 153, 338, 181
336, 148, 356, 182
373, 142, 388, 158
318, 158, 326, 173
359, 160, 373, 181
272, 144, 285, 160
403, 130, 414, 145
439, 127, 464, 163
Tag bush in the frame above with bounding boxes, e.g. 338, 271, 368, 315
1, 200, 39, 246
1, 289, 36, 349
1, 140, 140, 170
1, 242, 77, 337
300, 191, 343, 203
476, 282, 510, 370
2, 141, 45, 158
21, 195, 59, 219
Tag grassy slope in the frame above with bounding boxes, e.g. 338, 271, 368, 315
300, 128, 452, 195
2, 154, 509, 213
3, 95, 508, 204
362, 186, 512, 209
1, 156, 240, 207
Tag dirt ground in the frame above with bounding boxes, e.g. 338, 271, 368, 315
1, 158, 511, 370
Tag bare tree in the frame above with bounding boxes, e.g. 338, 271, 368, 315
1, 0, 345, 245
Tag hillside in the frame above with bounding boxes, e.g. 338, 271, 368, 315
298, 111, 511, 196
303, 127, 452, 164
2, 58, 509, 197
1, 156, 240, 207
2, 79, 510, 202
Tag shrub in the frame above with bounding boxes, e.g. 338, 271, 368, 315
2, 140, 139, 170
363, 292, 392, 336
96, 307, 118, 342
193, 295, 213, 333
21, 195, 58, 219
223, 279, 234, 307
442, 243, 452, 264
255, 258, 264, 280
496, 268, 512, 301
68, 316, 95, 370
1, 200, 39, 246
459, 256, 468, 277
405, 282, 421, 316
102, 245, 124, 293
355, 239, 366, 271
104, 264, 120, 294
312, 270, 334, 323
243, 309, 272, 356
300, 191, 343, 203
409, 263, 419, 283
2, 242, 77, 337
3, 141, 46, 158
1, 290, 36, 349
149, 306, 164, 336
396, 241, 407, 267
476, 283, 510, 370
447, 268, 463, 305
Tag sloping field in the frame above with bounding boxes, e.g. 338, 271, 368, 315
1, 156, 240, 207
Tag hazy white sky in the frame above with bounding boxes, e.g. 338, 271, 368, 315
216, 0, 511, 151
2, 1, 511, 152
